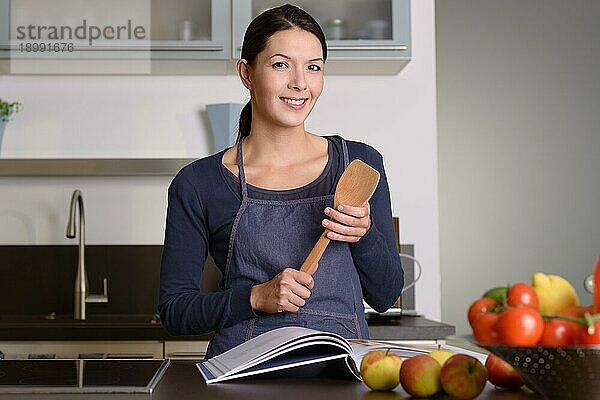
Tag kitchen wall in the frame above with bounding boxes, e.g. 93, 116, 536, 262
0, 3, 441, 318
437, 0, 600, 334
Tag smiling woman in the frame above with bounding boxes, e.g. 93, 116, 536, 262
159, 4, 404, 360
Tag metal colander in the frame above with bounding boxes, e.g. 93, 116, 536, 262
487, 344, 600, 400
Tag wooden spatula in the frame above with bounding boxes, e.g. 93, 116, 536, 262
300, 159, 380, 275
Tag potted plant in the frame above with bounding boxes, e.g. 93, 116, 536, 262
0, 98, 23, 151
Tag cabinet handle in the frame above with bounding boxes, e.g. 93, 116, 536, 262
106, 353, 155, 359
0, 44, 225, 51
328, 45, 408, 51
149, 45, 225, 51
166, 352, 206, 358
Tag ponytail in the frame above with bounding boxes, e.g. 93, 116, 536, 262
237, 101, 252, 142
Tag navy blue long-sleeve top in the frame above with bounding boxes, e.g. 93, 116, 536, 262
159, 135, 404, 336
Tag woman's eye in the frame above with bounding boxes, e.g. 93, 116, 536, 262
308, 64, 322, 72
272, 61, 288, 69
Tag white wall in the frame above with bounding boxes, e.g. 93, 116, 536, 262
0, 1, 441, 320
437, 0, 600, 334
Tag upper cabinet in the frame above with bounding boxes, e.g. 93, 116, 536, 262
0, 0, 410, 74
234, 0, 410, 61
149, 0, 230, 60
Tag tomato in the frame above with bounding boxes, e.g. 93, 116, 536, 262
538, 318, 576, 346
576, 321, 600, 345
496, 307, 544, 346
594, 256, 600, 313
558, 305, 591, 332
472, 312, 499, 344
507, 282, 539, 309
485, 353, 524, 389
468, 297, 497, 327
559, 305, 591, 318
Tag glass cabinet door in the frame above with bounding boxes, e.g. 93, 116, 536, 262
233, 0, 410, 60
0, 0, 230, 61
150, 0, 230, 60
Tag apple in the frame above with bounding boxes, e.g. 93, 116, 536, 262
440, 354, 487, 400
360, 349, 403, 391
485, 353, 524, 389
399, 354, 442, 398
428, 349, 455, 367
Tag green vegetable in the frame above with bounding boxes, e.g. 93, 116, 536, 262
482, 286, 508, 304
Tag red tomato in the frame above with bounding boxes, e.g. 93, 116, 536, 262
559, 305, 591, 318
594, 256, 600, 313
507, 282, 539, 309
496, 307, 544, 346
472, 312, 499, 344
468, 297, 497, 327
558, 305, 591, 332
576, 321, 600, 345
538, 318, 576, 346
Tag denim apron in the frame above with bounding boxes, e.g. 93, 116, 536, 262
205, 137, 368, 358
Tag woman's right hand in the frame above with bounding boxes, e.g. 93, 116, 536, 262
250, 267, 315, 314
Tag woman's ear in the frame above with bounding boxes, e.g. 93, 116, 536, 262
237, 59, 253, 90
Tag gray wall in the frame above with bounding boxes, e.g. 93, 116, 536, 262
436, 0, 600, 334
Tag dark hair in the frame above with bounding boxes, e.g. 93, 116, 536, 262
237, 4, 327, 141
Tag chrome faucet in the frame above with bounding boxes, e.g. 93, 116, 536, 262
66, 190, 108, 320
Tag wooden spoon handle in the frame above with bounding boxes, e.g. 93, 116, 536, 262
299, 230, 330, 275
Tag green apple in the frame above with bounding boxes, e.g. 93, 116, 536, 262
428, 349, 455, 367
441, 354, 487, 400
399, 354, 442, 397
360, 349, 403, 391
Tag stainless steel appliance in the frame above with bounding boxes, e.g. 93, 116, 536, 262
0, 359, 169, 394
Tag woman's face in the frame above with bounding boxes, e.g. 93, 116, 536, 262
244, 28, 325, 130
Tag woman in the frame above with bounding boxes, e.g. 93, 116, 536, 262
159, 4, 403, 359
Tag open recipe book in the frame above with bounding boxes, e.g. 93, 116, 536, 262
197, 326, 432, 383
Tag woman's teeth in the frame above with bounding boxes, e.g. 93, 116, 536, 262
282, 98, 306, 106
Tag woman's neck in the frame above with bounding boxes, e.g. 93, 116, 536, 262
243, 123, 320, 167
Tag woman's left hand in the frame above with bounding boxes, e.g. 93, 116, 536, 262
321, 202, 371, 243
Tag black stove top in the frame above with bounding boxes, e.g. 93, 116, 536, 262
0, 359, 170, 393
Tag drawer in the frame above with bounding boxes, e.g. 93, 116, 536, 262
164, 341, 208, 360
0, 341, 163, 359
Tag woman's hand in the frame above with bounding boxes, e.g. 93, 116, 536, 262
321, 202, 371, 243
250, 268, 314, 314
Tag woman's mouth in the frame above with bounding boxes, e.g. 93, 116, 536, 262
280, 97, 308, 109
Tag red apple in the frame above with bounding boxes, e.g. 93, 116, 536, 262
440, 354, 487, 400
485, 353, 524, 389
399, 354, 442, 397
360, 349, 403, 391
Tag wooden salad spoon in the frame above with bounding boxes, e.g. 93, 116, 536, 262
299, 159, 380, 275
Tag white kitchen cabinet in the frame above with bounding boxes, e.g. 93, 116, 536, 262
0, 0, 410, 74
234, 0, 411, 73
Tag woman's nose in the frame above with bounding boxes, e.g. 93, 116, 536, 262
288, 69, 307, 91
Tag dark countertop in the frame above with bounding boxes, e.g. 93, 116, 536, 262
0, 361, 541, 400
0, 315, 454, 342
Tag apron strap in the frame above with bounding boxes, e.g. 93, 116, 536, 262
236, 139, 249, 199
340, 137, 350, 168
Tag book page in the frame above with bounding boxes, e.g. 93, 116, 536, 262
200, 326, 350, 380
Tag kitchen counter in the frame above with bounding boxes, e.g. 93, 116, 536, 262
0, 314, 209, 341
0, 360, 542, 400
0, 315, 454, 342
